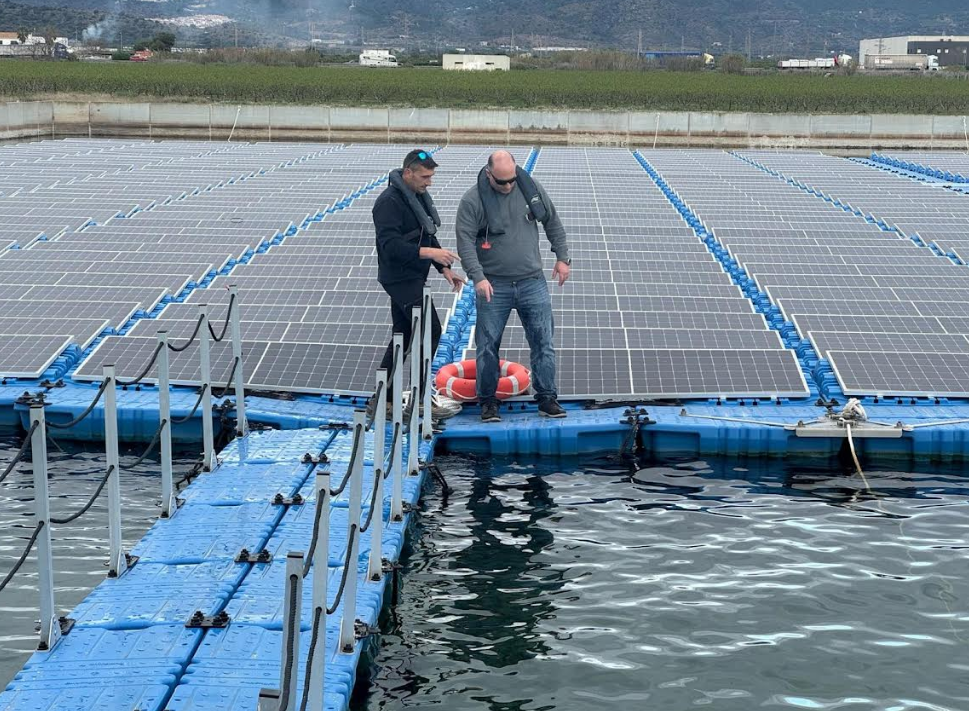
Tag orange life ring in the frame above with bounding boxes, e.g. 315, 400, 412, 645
434, 359, 531, 402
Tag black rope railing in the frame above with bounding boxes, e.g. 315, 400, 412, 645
298, 605, 325, 711
359, 474, 382, 534
171, 386, 207, 425
277, 570, 300, 711
383, 422, 402, 481
120, 421, 167, 471
49, 465, 114, 525
211, 357, 240, 399
328, 423, 363, 498
326, 524, 358, 615
0, 521, 44, 594
47, 380, 109, 430
207, 293, 235, 343
166, 316, 205, 354
0, 421, 38, 485
116, 343, 164, 387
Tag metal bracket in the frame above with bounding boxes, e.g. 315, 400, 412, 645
107, 553, 139, 578
381, 558, 402, 574
354, 619, 376, 640
235, 548, 273, 564
301, 452, 328, 465
39, 379, 65, 389
185, 610, 230, 629
271, 493, 304, 506
160, 497, 185, 519
36, 617, 75, 650
794, 420, 905, 439
321, 422, 351, 431
401, 501, 416, 515
15, 392, 46, 407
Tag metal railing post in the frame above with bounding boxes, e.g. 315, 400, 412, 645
421, 287, 433, 440
103, 365, 127, 578
407, 306, 421, 478
229, 284, 247, 437
157, 332, 176, 518
198, 304, 215, 472
339, 410, 365, 654
367, 370, 387, 582
307, 467, 330, 711
31, 404, 61, 652
390, 334, 404, 523
279, 551, 303, 711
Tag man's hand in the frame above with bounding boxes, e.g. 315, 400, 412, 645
420, 247, 460, 267
552, 260, 570, 286
475, 279, 494, 303
443, 268, 467, 293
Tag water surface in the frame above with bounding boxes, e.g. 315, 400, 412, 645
355, 454, 969, 711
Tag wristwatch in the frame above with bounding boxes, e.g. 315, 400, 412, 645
561, 257, 572, 266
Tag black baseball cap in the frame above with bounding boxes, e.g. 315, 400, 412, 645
403, 149, 438, 170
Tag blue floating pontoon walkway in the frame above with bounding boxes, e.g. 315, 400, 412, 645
0, 426, 432, 711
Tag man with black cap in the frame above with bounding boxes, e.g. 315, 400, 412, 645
455, 150, 570, 423
370, 149, 465, 417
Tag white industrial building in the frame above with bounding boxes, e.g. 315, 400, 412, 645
860, 35, 969, 68
443, 54, 510, 71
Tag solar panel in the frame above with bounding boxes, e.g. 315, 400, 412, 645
828, 350, 969, 397
0, 335, 73, 378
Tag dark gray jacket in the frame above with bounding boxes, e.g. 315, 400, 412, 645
455, 180, 569, 285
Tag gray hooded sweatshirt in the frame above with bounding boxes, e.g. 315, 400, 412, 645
455, 180, 569, 285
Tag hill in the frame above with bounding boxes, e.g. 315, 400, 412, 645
4, 0, 969, 55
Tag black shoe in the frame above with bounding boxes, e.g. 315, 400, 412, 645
480, 402, 501, 423
537, 398, 567, 418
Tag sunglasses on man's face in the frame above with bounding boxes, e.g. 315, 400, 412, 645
488, 170, 517, 186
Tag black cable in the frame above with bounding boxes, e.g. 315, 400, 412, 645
298, 605, 324, 711
383, 422, 402, 480
0, 422, 38, 485
120, 421, 167, 471
277, 571, 299, 711
50, 465, 114, 525
359, 473, 382, 533
47, 381, 109, 429
0, 521, 44, 594
167, 315, 205, 353
329, 423, 363, 497
171, 386, 207, 424
326, 524, 358, 615
302, 480, 326, 579
211, 357, 239, 399
116, 343, 164, 387
364, 380, 385, 431
207, 293, 235, 343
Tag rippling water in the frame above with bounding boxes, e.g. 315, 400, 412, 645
0, 434, 200, 686
355, 454, 969, 711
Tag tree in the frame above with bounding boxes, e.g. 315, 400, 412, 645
42, 25, 56, 56
132, 39, 150, 51
148, 31, 176, 52
16, 28, 28, 45
720, 53, 746, 74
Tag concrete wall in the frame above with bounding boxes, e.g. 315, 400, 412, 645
3, 100, 969, 149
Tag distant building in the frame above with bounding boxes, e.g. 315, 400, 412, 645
443, 54, 510, 71
860, 35, 969, 68
0, 32, 20, 46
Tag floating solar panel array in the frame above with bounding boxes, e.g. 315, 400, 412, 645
646, 149, 969, 398
1, 140, 374, 380
462, 148, 808, 400
77, 144, 527, 396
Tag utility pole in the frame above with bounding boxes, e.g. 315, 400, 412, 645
235, 25, 238, 48
746, 29, 752, 62
638, 28, 642, 58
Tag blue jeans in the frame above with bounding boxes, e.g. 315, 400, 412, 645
475, 276, 557, 404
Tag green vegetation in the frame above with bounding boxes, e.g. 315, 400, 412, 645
132, 32, 176, 53
3, 62, 969, 114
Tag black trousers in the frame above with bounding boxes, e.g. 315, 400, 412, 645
379, 280, 443, 376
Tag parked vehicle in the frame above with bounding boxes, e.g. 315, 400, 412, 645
359, 50, 398, 67
863, 54, 940, 71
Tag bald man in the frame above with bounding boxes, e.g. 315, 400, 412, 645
455, 150, 570, 423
